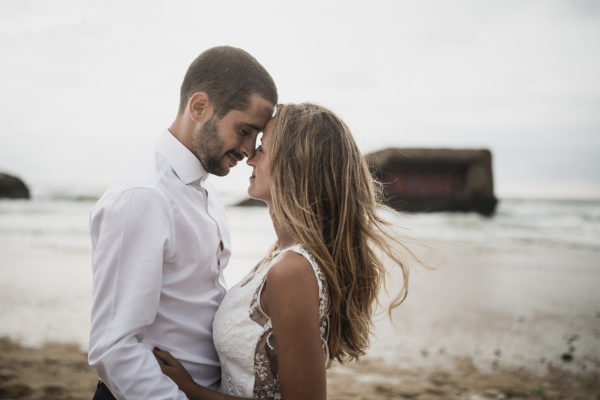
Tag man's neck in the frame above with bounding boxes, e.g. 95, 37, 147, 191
169, 117, 193, 151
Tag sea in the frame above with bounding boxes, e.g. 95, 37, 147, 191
1, 192, 599, 375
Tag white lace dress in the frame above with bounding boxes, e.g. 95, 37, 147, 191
212, 244, 330, 399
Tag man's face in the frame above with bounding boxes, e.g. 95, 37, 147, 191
191, 94, 274, 176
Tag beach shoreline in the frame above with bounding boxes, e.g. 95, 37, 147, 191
1, 337, 597, 400
2, 199, 599, 398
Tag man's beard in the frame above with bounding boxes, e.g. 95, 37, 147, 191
191, 116, 229, 176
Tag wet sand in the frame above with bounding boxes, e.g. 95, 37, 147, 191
1, 239, 599, 399
327, 360, 599, 399
1, 338, 597, 400
0, 338, 97, 400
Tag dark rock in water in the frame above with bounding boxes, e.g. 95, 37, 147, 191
235, 197, 266, 207
365, 148, 498, 216
0, 173, 30, 199
561, 353, 574, 362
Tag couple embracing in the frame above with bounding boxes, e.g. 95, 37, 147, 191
88, 46, 410, 400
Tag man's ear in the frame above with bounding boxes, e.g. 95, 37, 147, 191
187, 92, 213, 122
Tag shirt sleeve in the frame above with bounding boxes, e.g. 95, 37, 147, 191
88, 187, 187, 400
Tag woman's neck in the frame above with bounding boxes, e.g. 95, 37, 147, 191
269, 206, 296, 250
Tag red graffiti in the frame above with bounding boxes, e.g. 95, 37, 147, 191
382, 172, 465, 197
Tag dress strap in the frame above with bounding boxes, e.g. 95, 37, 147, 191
284, 245, 319, 278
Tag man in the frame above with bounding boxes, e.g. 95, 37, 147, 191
88, 46, 277, 399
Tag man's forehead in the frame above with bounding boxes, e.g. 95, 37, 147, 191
232, 107, 273, 131
226, 111, 265, 131
247, 95, 275, 126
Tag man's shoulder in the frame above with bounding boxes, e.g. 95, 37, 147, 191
93, 152, 174, 210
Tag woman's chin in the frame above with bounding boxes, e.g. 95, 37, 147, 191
247, 189, 261, 201
247, 190, 269, 205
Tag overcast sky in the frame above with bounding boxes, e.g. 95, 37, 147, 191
1, 0, 599, 198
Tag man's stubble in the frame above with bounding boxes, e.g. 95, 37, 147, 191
192, 116, 228, 176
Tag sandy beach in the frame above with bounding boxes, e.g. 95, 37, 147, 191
1, 199, 599, 399
0, 337, 597, 400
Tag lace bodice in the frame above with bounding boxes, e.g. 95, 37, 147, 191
212, 244, 330, 399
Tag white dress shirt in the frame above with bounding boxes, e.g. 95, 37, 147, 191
88, 130, 231, 399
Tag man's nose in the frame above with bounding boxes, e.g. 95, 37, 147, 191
241, 147, 255, 159
241, 135, 258, 158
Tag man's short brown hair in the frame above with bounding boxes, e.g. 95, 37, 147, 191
179, 46, 277, 118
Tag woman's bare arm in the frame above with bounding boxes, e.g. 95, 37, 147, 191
262, 251, 327, 400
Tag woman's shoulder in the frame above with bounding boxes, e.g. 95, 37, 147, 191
267, 249, 317, 290
261, 249, 320, 318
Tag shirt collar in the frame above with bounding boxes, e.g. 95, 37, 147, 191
157, 129, 209, 184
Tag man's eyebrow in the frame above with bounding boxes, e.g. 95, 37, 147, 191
243, 122, 262, 132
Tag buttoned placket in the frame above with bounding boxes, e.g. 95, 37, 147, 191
198, 179, 225, 269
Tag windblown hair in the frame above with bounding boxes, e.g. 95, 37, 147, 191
178, 46, 277, 117
269, 103, 412, 363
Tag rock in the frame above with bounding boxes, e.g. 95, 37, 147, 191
0, 173, 30, 199
365, 148, 498, 215
561, 353, 574, 362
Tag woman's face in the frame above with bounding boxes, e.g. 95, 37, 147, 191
247, 119, 273, 203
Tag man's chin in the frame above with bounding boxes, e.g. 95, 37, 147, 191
211, 167, 230, 177
218, 160, 233, 176
204, 159, 230, 176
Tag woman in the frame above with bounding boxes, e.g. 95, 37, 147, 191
154, 103, 412, 399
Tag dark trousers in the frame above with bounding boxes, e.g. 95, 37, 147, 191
93, 381, 117, 400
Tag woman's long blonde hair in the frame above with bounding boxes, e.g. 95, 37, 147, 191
269, 103, 412, 363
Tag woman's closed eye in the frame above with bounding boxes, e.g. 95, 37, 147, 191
256, 145, 263, 153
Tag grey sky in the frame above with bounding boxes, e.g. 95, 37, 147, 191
1, 0, 599, 198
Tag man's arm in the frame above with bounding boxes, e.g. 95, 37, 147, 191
88, 187, 187, 399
